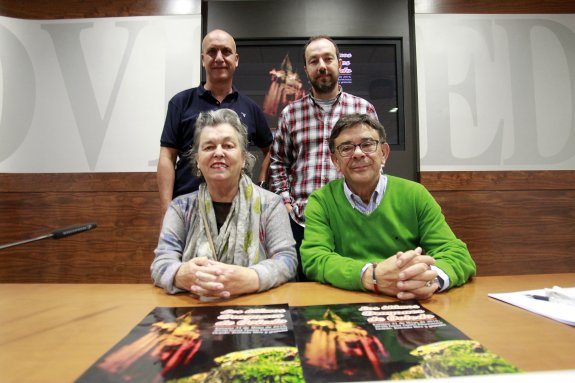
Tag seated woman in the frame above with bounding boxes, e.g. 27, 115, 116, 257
151, 109, 297, 298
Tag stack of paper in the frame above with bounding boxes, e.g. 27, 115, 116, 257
488, 287, 575, 326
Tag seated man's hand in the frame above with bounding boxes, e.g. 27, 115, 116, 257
370, 247, 440, 300
395, 266, 439, 301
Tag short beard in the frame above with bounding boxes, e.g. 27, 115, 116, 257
310, 78, 338, 95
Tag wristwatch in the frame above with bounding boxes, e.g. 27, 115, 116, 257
257, 181, 269, 189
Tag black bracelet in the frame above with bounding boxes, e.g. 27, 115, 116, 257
372, 262, 380, 294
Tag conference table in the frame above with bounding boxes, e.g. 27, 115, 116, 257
1, 273, 574, 382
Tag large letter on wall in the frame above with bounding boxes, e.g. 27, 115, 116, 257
42, 21, 147, 170
499, 19, 575, 165
0, 24, 35, 162
420, 19, 504, 167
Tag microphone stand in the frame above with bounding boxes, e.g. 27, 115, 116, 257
0, 223, 98, 250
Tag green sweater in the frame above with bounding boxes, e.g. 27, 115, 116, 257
301, 176, 476, 291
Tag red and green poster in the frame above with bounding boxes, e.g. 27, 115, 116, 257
291, 302, 519, 382
75, 304, 303, 382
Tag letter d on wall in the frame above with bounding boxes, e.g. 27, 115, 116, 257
0, 24, 35, 162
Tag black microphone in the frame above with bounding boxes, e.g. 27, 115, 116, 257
0, 223, 97, 250
51, 223, 98, 239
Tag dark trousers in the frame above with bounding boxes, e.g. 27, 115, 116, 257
290, 217, 307, 281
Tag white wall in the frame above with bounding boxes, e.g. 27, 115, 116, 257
0, 15, 201, 172
1, 13, 574, 172
416, 14, 575, 170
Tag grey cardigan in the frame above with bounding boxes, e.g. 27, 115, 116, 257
151, 184, 298, 294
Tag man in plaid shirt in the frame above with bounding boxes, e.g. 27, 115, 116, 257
269, 35, 378, 280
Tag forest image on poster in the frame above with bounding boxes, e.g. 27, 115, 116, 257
75, 304, 303, 383
290, 302, 520, 382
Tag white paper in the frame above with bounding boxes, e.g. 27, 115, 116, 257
488, 287, 575, 326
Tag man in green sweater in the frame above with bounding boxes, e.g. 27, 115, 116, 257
301, 114, 476, 300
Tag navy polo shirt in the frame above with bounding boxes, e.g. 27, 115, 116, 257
160, 82, 273, 198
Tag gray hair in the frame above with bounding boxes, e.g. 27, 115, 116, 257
329, 113, 387, 153
187, 109, 256, 177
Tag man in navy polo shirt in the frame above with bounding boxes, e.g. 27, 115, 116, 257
157, 29, 272, 213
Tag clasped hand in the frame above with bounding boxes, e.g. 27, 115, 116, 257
174, 257, 259, 298
373, 247, 439, 301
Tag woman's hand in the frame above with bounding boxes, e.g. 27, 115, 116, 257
175, 257, 259, 298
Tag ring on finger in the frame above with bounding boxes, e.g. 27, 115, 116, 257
426, 277, 439, 288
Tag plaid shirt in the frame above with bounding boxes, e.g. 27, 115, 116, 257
269, 90, 377, 225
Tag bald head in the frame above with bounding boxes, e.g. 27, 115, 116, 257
201, 29, 239, 87
202, 29, 236, 52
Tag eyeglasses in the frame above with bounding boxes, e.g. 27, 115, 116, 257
335, 139, 381, 157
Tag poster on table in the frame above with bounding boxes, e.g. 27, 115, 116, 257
291, 302, 519, 382
75, 304, 302, 382
76, 302, 519, 382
